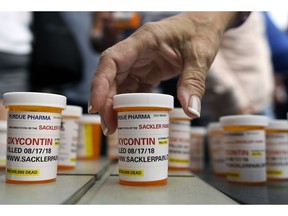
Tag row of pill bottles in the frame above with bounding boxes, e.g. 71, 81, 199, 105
2, 92, 102, 184
162, 107, 207, 173
208, 115, 288, 185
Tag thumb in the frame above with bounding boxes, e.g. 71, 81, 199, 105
177, 59, 209, 120
176, 27, 220, 119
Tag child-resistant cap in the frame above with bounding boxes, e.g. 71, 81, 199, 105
207, 122, 222, 132
62, 105, 83, 117
267, 119, 288, 130
113, 93, 174, 109
220, 115, 268, 127
170, 107, 191, 119
0, 120, 6, 130
79, 114, 101, 124
3, 92, 66, 109
191, 126, 207, 135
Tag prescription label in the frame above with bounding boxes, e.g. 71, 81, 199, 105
169, 120, 190, 168
6, 111, 62, 181
224, 130, 266, 183
58, 118, 79, 167
209, 133, 226, 174
266, 132, 288, 179
117, 111, 169, 182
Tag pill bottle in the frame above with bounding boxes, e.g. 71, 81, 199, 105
220, 115, 268, 185
3, 92, 66, 184
77, 114, 102, 160
266, 119, 288, 181
107, 128, 118, 161
168, 108, 191, 171
189, 126, 207, 173
0, 120, 7, 169
58, 105, 82, 170
113, 93, 174, 186
207, 122, 226, 177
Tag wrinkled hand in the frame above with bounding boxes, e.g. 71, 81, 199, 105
89, 12, 242, 135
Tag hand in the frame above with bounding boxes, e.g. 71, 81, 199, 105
89, 12, 245, 135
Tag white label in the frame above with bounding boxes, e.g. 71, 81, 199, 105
224, 130, 266, 183
169, 120, 190, 168
77, 124, 86, 158
108, 129, 118, 160
208, 133, 226, 174
117, 111, 169, 182
266, 132, 288, 179
6, 111, 62, 181
190, 135, 205, 171
0, 130, 7, 167
58, 118, 79, 167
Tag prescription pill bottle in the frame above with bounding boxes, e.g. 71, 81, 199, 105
220, 115, 268, 185
207, 122, 226, 177
168, 108, 191, 171
107, 128, 118, 161
58, 105, 82, 170
190, 126, 207, 173
77, 114, 102, 160
266, 119, 288, 181
113, 93, 174, 186
0, 120, 7, 169
3, 92, 66, 184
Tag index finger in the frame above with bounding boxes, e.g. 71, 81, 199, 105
89, 37, 141, 113
89, 48, 118, 114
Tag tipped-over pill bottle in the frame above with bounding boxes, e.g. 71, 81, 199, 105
207, 122, 226, 176
58, 105, 82, 170
113, 93, 174, 186
190, 126, 207, 173
220, 115, 268, 185
168, 108, 191, 171
3, 92, 66, 184
266, 119, 288, 181
77, 114, 102, 160
0, 120, 7, 169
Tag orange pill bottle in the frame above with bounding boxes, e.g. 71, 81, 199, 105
207, 122, 226, 176
220, 115, 268, 185
189, 126, 207, 173
77, 114, 102, 160
113, 93, 174, 186
3, 92, 66, 184
168, 108, 191, 171
58, 105, 83, 170
266, 119, 288, 181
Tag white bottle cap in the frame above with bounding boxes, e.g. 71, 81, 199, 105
220, 115, 268, 127
113, 93, 174, 109
207, 122, 222, 132
79, 114, 101, 124
191, 126, 207, 135
267, 119, 288, 130
0, 120, 7, 131
62, 105, 83, 117
169, 107, 191, 119
3, 92, 66, 109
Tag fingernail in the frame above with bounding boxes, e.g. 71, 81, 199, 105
101, 119, 108, 136
188, 95, 201, 118
87, 104, 93, 114
88, 101, 97, 114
